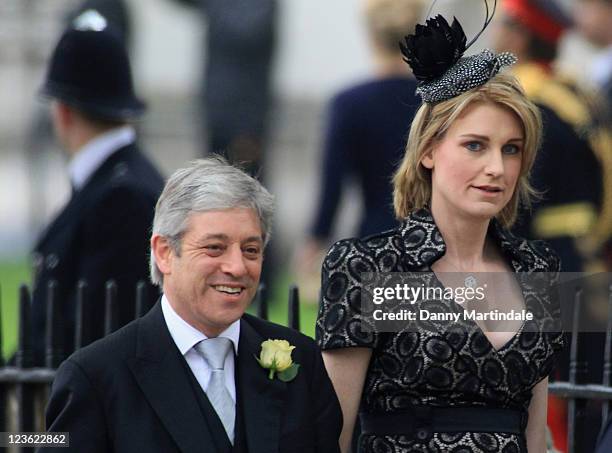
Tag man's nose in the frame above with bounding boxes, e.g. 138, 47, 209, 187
220, 245, 248, 276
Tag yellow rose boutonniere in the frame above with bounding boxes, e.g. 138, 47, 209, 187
256, 339, 300, 382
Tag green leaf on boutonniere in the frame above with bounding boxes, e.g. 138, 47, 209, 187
277, 363, 300, 382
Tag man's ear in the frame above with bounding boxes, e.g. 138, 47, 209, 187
151, 234, 174, 276
51, 101, 74, 128
421, 148, 435, 169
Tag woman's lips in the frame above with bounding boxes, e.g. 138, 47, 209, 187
472, 185, 503, 195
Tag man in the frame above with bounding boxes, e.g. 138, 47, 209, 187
494, 3, 612, 451
169, 0, 277, 178
494, 0, 611, 273
41, 158, 343, 452
32, 17, 164, 365
575, 0, 612, 109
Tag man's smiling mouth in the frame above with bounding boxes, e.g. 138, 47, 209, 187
212, 285, 244, 295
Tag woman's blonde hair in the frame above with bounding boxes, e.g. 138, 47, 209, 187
363, 0, 426, 53
393, 72, 542, 228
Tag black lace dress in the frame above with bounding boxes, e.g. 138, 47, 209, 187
316, 208, 564, 453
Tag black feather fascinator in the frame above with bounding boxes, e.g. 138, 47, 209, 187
399, 15, 466, 82
400, 0, 516, 103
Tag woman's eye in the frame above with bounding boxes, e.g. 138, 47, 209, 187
502, 144, 521, 154
465, 141, 482, 152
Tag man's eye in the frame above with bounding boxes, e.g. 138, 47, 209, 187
465, 141, 483, 152
244, 247, 261, 257
502, 144, 521, 154
204, 244, 224, 254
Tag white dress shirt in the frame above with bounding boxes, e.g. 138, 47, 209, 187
68, 125, 136, 191
161, 294, 240, 403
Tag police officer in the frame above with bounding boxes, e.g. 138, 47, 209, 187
32, 12, 164, 365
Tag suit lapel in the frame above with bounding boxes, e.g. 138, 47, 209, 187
236, 317, 287, 453
126, 303, 219, 453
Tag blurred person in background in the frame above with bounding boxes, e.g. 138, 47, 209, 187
25, 0, 133, 233
169, 0, 277, 179
31, 17, 164, 365
574, 0, 612, 109
293, 0, 424, 301
494, 0, 612, 274
168, 0, 279, 293
576, 3, 612, 446
494, 2, 612, 450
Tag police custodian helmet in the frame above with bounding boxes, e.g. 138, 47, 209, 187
40, 11, 145, 121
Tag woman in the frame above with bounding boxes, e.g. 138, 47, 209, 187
293, 0, 424, 301
316, 10, 564, 453
307, 0, 424, 241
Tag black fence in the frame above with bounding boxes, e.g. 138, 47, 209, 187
1, 281, 611, 453
548, 286, 612, 453
0, 280, 301, 452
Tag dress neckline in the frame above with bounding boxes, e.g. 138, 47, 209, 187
397, 207, 549, 273
398, 207, 532, 353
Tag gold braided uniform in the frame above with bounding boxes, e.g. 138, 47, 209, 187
514, 63, 612, 268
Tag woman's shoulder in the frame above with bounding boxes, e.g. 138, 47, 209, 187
323, 226, 405, 273
318, 229, 404, 350
497, 227, 561, 272
525, 238, 561, 272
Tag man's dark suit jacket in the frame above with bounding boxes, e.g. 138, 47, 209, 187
42, 303, 343, 453
31, 143, 164, 365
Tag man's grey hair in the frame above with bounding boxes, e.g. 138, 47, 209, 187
150, 157, 275, 286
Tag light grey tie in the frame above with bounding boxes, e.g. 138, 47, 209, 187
195, 337, 235, 444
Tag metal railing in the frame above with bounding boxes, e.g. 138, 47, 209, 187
1, 280, 612, 452
548, 285, 612, 453
0, 280, 301, 452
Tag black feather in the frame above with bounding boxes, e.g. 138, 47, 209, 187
399, 15, 467, 82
